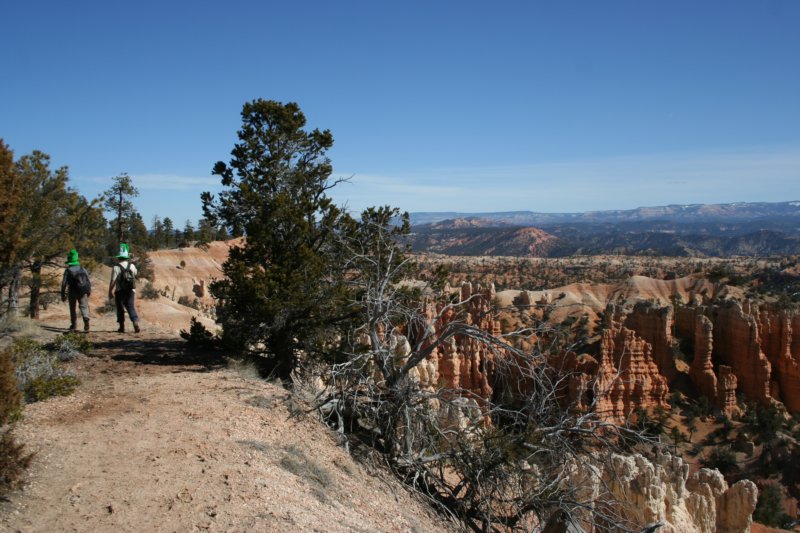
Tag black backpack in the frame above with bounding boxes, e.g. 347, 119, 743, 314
68, 267, 91, 296
116, 262, 136, 292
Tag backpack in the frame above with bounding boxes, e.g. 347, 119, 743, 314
116, 262, 136, 292
68, 267, 91, 296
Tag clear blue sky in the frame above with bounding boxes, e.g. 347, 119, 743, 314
2, 1, 799, 227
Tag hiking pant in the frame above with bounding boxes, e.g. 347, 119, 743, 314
68, 292, 90, 326
115, 290, 139, 325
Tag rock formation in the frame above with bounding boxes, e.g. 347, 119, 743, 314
636, 299, 800, 416
712, 302, 773, 406
752, 305, 800, 412
404, 275, 800, 425
715, 366, 740, 418
569, 451, 757, 533
690, 315, 718, 401
594, 315, 670, 422
624, 302, 677, 381
415, 282, 500, 401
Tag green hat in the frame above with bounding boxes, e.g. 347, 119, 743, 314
116, 243, 130, 259
66, 249, 80, 266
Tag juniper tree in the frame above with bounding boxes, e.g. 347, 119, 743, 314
202, 99, 353, 380
0, 140, 22, 317
3, 150, 105, 317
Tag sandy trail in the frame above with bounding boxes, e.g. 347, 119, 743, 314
0, 315, 451, 533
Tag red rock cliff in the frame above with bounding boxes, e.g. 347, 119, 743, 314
594, 316, 670, 422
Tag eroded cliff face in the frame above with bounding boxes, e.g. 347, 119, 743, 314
593, 314, 670, 421
411, 282, 501, 401
752, 304, 800, 412
421, 280, 800, 421
712, 302, 773, 406
677, 301, 800, 414
374, 277, 769, 530
568, 452, 757, 533
624, 302, 677, 382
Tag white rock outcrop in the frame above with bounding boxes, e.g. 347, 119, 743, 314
570, 451, 757, 532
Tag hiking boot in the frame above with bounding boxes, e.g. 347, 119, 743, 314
69, 323, 77, 331
133, 323, 141, 334
83, 318, 90, 332
117, 325, 125, 333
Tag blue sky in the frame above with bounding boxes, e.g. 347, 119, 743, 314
1, 1, 798, 227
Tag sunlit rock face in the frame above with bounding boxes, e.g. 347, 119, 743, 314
566, 451, 757, 533
624, 301, 678, 382
593, 315, 670, 422
416, 282, 500, 401
417, 281, 800, 421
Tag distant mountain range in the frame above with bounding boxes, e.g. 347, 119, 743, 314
410, 201, 800, 226
409, 201, 800, 257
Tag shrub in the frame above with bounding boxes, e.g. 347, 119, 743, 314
139, 282, 160, 300
1, 348, 32, 497
180, 317, 218, 349
753, 484, 791, 527
701, 446, 738, 477
96, 298, 116, 314
24, 374, 80, 402
177, 295, 192, 307
10, 338, 80, 403
0, 349, 22, 425
0, 427, 32, 497
49, 332, 93, 361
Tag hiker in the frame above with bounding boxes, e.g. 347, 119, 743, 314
61, 249, 92, 331
108, 243, 141, 333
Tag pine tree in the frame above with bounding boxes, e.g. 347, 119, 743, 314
150, 215, 164, 249
162, 217, 174, 247
203, 99, 353, 379
103, 173, 139, 246
182, 220, 195, 244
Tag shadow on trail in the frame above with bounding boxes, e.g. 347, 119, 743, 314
92, 336, 226, 371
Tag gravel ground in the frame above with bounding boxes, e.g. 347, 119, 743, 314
1, 313, 455, 533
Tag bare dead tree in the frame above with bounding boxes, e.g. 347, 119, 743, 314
297, 209, 665, 533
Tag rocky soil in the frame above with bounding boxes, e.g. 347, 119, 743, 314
0, 307, 454, 532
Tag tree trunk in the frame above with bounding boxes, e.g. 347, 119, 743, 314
117, 188, 124, 245
7, 266, 21, 317
268, 330, 297, 383
28, 260, 42, 319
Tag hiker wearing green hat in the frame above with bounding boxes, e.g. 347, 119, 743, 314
108, 243, 141, 333
60, 249, 92, 331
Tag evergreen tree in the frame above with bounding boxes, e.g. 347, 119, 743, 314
196, 217, 214, 246
0, 140, 23, 318
127, 212, 149, 249
162, 217, 174, 247
150, 215, 164, 249
182, 220, 195, 244
202, 99, 352, 379
5, 150, 105, 317
214, 225, 229, 241
103, 173, 139, 246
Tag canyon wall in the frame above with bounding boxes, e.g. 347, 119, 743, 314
422, 280, 800, 421
594, 314, 670, 420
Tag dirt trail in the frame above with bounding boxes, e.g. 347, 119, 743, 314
0, 315, 452, 533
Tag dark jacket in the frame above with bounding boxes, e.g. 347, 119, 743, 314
61, 265, 91, 298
